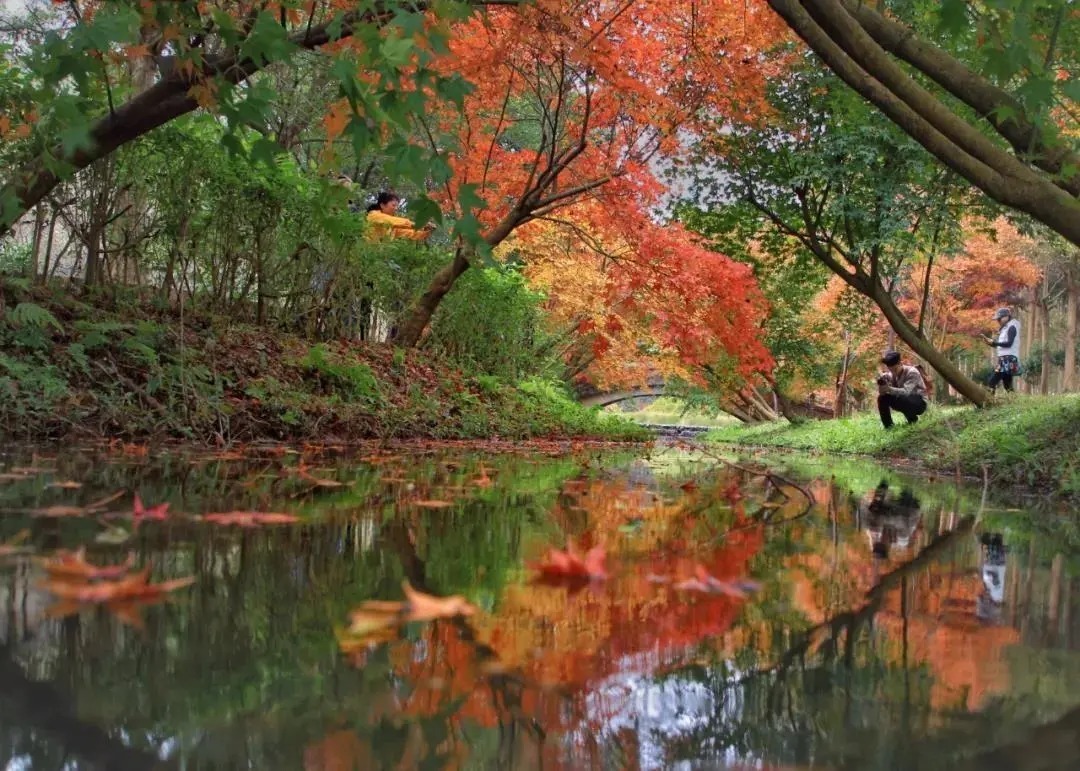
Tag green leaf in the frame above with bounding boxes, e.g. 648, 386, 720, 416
457, 183, 488, 216
250, 136, 283, 168
937, 0, 970, 37
410, 197, 444, 229
435, 73, 473, 108
0, 190, 23, 230
1062, 79, 1080, 105
242, 12, 298, 65
380, 34, 416, 68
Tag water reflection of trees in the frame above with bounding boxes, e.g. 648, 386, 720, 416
1, 451, 1079, 769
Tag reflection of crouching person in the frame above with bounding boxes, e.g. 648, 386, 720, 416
876, 351, 928, 429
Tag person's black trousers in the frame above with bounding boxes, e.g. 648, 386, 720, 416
878, 393, 927, 428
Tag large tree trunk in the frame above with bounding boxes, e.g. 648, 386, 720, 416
393, 248, 471, 347
767, 0, 1080, 248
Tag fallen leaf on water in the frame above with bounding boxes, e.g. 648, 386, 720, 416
48, 480, 83, 490
41, 566, 195, 603
346, 603, 403, 636
133, 494, 170, 522
298, 470, 346, 488
200, 511, 300, 527
42, 548, 136, 580
402, 580, 476, 621
84, 490, 126, 511
412, 500, 454, 509
31, 505, 90, 518
532, 543, 607, 582
0, 529, 31, 557
673, 565, 761, 597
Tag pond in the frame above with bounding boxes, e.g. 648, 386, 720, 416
1, 441, 1079, 771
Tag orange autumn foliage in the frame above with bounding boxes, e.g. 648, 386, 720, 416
514, 209, 775, 388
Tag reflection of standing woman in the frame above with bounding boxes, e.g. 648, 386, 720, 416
983, 307, 1021, 393
365, 192, 432, 241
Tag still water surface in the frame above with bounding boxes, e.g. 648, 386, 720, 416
1, 442, 1079, 770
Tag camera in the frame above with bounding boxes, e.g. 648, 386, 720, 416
876, 373, 891, 386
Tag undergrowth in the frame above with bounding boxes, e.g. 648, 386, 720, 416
0, 277, 645, 444
706, 396, 1080, 495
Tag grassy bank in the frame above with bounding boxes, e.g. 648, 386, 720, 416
0, 278, 644, 444
706, 395, 1080, 495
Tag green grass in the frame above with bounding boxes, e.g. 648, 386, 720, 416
614, 397, 741, 428
705, 395, 1080, 494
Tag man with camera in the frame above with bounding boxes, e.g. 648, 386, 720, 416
876, 351, 928, 429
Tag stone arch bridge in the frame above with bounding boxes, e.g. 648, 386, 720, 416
574, 376, 666, 408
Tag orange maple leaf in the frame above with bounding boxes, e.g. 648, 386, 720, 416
42, 548, 135, 581
402, 580, 476, 621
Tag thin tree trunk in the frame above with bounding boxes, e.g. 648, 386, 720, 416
1065, 266, 1078, 391
28, 205, 45, 281
835, 332, 852, 417
1039, 289, 1051, 394
1022, 290, 1038, 394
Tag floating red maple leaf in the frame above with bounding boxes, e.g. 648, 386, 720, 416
133, 493, 170, 523
532, 543, 607, 582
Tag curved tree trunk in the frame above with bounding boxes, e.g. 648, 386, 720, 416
868, 280, 988, 406
392, 248, 471, 347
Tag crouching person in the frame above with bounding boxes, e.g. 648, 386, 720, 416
876, 351, 928, 429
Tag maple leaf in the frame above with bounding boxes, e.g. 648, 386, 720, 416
42, 548, 135, 581
402, 580, 476, 621
133, 493, 170, 523
41, 566, 195, 603
200, 511, 300, 527
532, 543, 607, 582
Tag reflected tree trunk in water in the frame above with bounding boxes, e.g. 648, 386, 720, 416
1049, 553, 1065, 646
0, 649, 172, 770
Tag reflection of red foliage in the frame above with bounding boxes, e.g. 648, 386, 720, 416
532, 544, 608, 582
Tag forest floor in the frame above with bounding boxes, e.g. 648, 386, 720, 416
0, 278, 645, 444
707, 395, 1080, 496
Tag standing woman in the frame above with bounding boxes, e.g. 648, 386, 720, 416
983, 307, 1022, 392
365, 192, 432, 241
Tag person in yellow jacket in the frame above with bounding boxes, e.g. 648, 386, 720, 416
365, 192, 432, 241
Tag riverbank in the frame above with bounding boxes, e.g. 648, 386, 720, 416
706, 395, 1080, 495
0, 279, 644, 444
